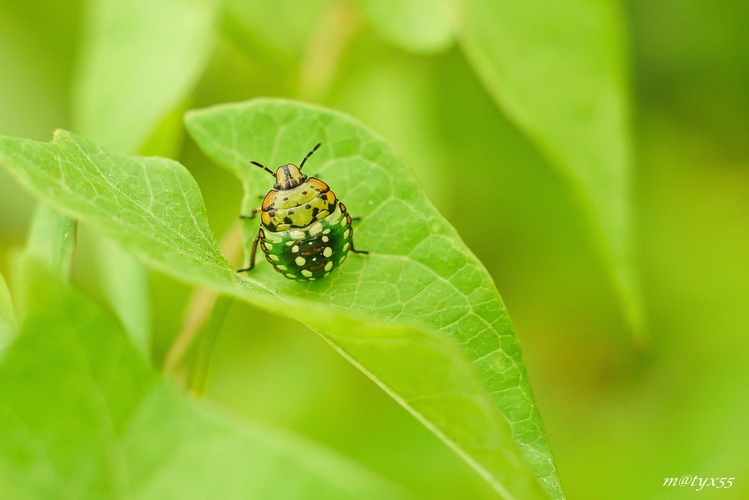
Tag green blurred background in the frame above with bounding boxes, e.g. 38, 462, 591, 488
1, 0, 748, 498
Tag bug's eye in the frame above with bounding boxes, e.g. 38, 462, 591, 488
273, 183, 280, 189
301, 174, 308, 181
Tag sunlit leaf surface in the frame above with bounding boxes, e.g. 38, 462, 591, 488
0, 100, 563, 497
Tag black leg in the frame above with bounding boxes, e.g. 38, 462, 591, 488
237, 234, 261, 273
240, 207, 262, 220
350, 227, 368, 254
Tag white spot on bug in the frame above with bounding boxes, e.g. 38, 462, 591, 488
322, 235, 329, 243
291, 245, 300, 253
343, 242, 350, 252
269, 254, 279, 261
285, 273, 296, 279
339, 218, 347, 226
338, 255, 347, 263
324, 261, 333, 271
309, 221, 323, 235
301, 269, 313, 277
342, 229, 350, 239
289, 229, 305, 240
323, 228, 331, 235
324, 271, 331, 277
276, 265, 287, 271
285, 240, 294, 246
264, 242, 274, 249
323, 247, 333, 258
295, 256, 306, 266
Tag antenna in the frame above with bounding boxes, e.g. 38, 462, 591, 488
250, 160, 275, 177
299, 143, 321, 170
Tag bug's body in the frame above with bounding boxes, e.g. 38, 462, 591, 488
239, 143, 367, 281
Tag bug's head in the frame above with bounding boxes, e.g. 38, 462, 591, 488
250, 143, 322, 191
273, 163, 307, 190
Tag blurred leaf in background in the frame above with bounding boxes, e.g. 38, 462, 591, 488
0, 0, 81, 241
0, 255, 409, 498
73, 0, 218, 153
456, 0, 644, 339
351, 0, 454, 53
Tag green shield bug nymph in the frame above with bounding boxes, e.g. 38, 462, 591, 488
238, 143, 368, 281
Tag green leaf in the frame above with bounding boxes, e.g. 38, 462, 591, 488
0, 100, 562, 497
456, 0, 644, 336
0, 130, 232, 287
73, 0, 217, 152
352, 0, 454, 53
0, 258, 410, 498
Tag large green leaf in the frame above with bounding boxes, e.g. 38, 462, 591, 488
187, 99, 561, 497
456, 0, 643, 336
0, 258, 409, 498
0, 100, 562, 497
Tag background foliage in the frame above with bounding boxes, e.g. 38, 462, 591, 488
0, 0, 748, 498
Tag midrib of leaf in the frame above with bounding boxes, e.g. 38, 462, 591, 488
319, 329, 513, 495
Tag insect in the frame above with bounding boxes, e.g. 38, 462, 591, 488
238, 143, 368, 281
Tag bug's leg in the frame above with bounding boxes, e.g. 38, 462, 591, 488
349, 220, 368, 254
340, 206, 368, 254
350, 239, 369, 254
237, 233, 261, 273
240, 207, 262, 220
